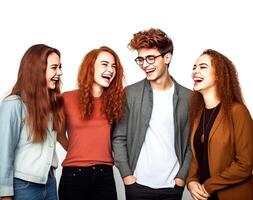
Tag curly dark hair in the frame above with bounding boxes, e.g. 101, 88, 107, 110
189, 49, 244, 128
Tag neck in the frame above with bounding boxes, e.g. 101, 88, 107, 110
201, 88, 220, 109
92, 83, 103, 97
150, 74, 173, 91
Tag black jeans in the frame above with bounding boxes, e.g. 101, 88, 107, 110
125, 182, 184, 200
58, 165, 117, 200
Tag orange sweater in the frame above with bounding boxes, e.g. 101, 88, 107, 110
62, 90, 113, 167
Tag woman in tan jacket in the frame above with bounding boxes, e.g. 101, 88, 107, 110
187, 49, 253, 200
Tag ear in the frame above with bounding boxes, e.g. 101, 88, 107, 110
164, 52, 172, 65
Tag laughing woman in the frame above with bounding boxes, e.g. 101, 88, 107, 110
187, 49, 253, 200
58, 46, 125, 200
0, 44, 64, 200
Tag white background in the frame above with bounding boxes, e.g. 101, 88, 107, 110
0, 1, 252, 199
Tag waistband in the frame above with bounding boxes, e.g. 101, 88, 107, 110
62, 164, 113, 173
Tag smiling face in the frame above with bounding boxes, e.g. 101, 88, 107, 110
93, 51, 116, 93
137, 48, 171, 83
192, 54, 217, 94
46, 52, 62, 90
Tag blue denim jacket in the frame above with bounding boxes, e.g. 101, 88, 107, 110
0, 95, 58, 197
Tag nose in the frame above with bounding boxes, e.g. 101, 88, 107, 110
192, 66, 199, 74
57, 67, 63, 76
141, 60, 150, 69
107, 65, 114, 73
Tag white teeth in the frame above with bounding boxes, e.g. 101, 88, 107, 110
145, 68, 155, 73
193, 77, 203, 81
102, 74, 112, 79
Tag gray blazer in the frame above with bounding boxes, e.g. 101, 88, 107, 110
112, 77, 192, 181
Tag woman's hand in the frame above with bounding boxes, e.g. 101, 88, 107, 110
188, 181, 209, 200
2, 197, 13, 200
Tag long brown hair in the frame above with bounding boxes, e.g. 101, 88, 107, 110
11, 44, 65, 142
189, 49, 244, 127
77, 46, 125, 123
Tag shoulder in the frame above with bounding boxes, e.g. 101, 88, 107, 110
231, 103, 252, 119
0, 95, 23, 110
173, 79, 192, 99
126, 79, 145, 90
0, 95, 24, 119
125, 79, 147, 95
62, 89, 78, 100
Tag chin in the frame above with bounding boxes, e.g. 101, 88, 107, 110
48, 85, 56, 90
193, 86, 201, 92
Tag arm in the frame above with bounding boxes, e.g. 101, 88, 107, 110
57, 128, 68, 151
203, 105, 253, 194
187, 146, 200, 184
112, 98, 133, 180
176, 118, 192, 183
176, 144, 192, 183
187, 142, 209, 200
0, 99, 23, 197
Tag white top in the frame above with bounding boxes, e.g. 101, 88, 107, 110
134, 84, 180, 188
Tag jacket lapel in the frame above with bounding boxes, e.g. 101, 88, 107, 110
208, 108, 224, 142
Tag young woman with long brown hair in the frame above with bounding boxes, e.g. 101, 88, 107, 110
187, 49, 253, 200
58, 46, 125, 200
0, 44, 64, 200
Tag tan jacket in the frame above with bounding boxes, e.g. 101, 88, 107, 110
187, 103, 253, 200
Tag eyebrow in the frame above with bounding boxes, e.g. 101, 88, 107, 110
100, 60, 109, 64
100, 60, 116, 66
199, 63, 209, 67
50, 63, 60, 67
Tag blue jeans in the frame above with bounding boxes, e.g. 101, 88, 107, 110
14, 168, 57, 200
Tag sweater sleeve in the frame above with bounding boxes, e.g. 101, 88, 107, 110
112, 96, 132, 178
204, 105, 253, 194
176, 144, 192, 180
0, 98, 23, 197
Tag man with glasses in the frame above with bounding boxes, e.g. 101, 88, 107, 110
112, 28, 192, 200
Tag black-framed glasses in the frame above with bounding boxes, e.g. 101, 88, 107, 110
135, 54, 163, 66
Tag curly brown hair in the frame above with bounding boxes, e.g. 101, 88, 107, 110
11, 44, 65, 142
189, 49, 244, 128
77, 46, 125, 124
128, 28, 174, 55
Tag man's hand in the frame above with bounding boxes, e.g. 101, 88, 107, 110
123, 175, 136, 185
175, 178, 185, 187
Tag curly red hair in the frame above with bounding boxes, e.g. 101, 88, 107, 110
77, 46, 125, 123
128, 28, 174, 55
189, 49, 244, 128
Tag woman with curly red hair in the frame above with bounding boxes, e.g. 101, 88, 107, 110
58, 46, 125, 200
187, 49, 253, 200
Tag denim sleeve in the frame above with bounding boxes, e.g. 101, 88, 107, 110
0, 98, 23, 197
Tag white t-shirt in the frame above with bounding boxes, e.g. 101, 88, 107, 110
134, 84, 180, 188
